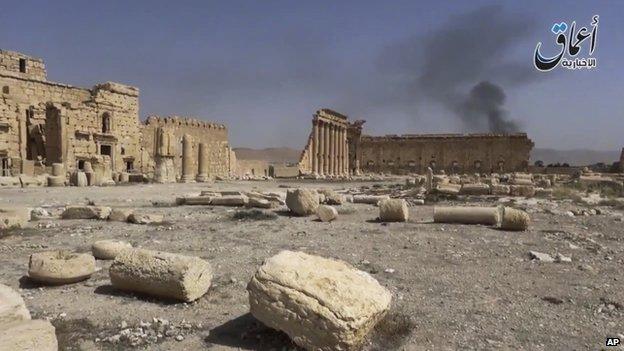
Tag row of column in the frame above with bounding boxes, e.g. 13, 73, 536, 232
181, 134, 210, 182
310, 119, 348, 176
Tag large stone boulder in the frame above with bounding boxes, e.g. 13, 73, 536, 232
247, 251, 392, 350
61, 206, 111, 220
110, 248, 213, 302
0, 283, 31, 325
92, 240, 132, 260
286, 189, 319, 216
378, 199, 409, 222
28, 251, 96, 285
0, 206, 31, 231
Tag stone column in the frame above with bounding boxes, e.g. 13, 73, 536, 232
318, 121, 325, 175
181, 134, 195, 182
338, 126, 344, 175
312, 120, 319, 174
322, 122, 329, 175
327, 124, 334, 176
343, 127, 348, 175
196, 142, 209, 182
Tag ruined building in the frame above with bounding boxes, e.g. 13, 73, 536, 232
0, 50, 232, 181
299, 109, 534, 175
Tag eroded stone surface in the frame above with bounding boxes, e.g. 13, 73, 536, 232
286, 189, 319, 216
61, 206, 111, 220
92, 240, 133, 260
247, 250, 391, 350
379, 199, 409, 222
28, 251, 96, 285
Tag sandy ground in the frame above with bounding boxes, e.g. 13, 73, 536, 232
0, 180, 623, 350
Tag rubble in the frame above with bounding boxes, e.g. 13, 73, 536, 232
110, 249, 213, 302
28, 251, 96, 285
0, 206, 31, 231
247, 251, 391, 350
128, 213, 164, 225
108, 208, 134, 222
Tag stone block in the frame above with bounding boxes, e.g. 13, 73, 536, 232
0, 319, 58, 351
247, 251, 391, 350
128, 213, 163, 224
28, 251, 96, 285
92, 240, 132, 260
379, 199, 409, 222
61, 206, 111, 220
108, 208, 134, 222
110, 248, 213, 302
0, 283, 30, 325
433, 206, 501, 226
316, 205, 338, 222
286, 189, 320, 216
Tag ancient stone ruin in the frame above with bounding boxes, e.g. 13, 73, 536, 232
298, 108, 535, 176
0, 50, 234, 183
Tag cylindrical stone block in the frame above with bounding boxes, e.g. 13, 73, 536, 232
109, 248, 213, 302
433, 206, 501, 226
379, 199, 409, 222
28, 251, 96, 285
500, 207, 530, 231
47, 175, 65, 187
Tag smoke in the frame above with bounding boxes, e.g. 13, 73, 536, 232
379, 5, 540, 133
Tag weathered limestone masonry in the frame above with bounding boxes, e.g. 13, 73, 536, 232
0, 49, 235, 183
299, 108, 534, 175
141, 116, 232, 181
0, 50, 142, 178
298, 109, 349, 177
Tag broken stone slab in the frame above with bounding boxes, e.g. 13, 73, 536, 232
181, 196, 213, 205
379, 199, 409, 222
528, 251, 554, 263
128, 213, 164, 225
316, 205, 338, 222
0, 319, 58, 351
220, 190, 244, 196
500, 207, 530, 231
30, 208, 51, 221
0, 206, 31, 231
435, 183, 461, 195
92, 240, 133, 260
61, 206, 111, 220
352, 194, 390, 205
247, 250, 391, 351
433, 206, 501, 226
28, 251, 96, 285
460, 183, 490, 195
108, 208, 134, 222
510, 185, 536, 197
247, 197, 273, 209
286, 189, 320, 216
0, 283, 31, 325
110, 248, 213, 302
210, 195, 249, 206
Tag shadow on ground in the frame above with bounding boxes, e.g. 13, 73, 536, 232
204, 313, 299, 350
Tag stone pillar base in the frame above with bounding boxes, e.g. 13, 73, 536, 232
180, 175, 196, 183
196, 174, 209, 182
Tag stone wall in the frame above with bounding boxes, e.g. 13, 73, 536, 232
359, 133, 534, 174
140, 116, 231, 179
0, 50, 142, 177
233, 159, 270, 177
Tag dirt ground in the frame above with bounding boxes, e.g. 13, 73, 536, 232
0, 180, 623, 350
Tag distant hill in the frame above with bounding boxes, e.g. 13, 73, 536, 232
531, 148, 621, 166
233, 147, 300, 163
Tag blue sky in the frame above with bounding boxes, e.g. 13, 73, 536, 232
1, 0, 622, 150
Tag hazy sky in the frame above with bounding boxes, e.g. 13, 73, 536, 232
1, 1, 622, 150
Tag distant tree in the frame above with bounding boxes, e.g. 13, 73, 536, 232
534, 160, 544, 167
